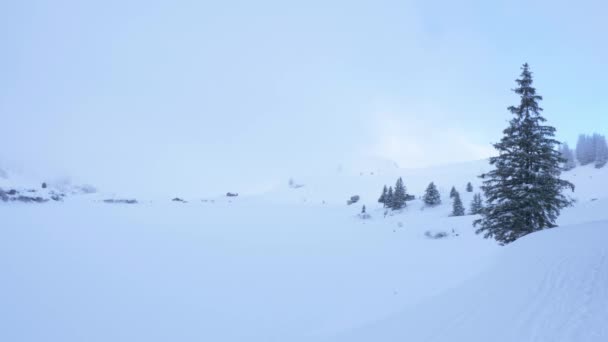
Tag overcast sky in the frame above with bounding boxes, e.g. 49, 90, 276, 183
2, 0, 607, 196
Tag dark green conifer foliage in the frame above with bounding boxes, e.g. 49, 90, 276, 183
378, 185, 388, 207
451, 191, 465, 216
386, 187, 394, 209
469, 193, 484, 215
423, 182, 441, 206
392, 177, 407, 210
449, 186, 457, 198
474, 64, 574, 245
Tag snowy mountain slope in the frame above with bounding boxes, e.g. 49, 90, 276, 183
264, 158, 490, 207
0, 160, 607, 341
331, 219, 608, 342
0, 166, 99, 202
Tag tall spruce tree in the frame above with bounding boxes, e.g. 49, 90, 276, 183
451, 191, 465, 216
474, 64, 574, 245
392, 177, 407, 210
423, 182, 441, 206
378, 185, 388, 207
469, 193, 484, 215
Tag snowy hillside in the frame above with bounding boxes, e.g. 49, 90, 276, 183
0, 166, 99, 202
267, 158, 490, 206
1, 161, 607, 341
332, 220, 608, 342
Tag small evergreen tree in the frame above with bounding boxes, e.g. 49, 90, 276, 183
451, 191, 465, 216
386, 187, 394, 209
466, 182, 473, 192
378, 185, 388, 207
423, 182, 441, 206
475, 64, 574, 244
576, 135, 586, 165
359, 204, 371, 219
559, 142, 576, 170
469, 193, 484, 215
449, 186, 457, 198
392, 177, 407, 210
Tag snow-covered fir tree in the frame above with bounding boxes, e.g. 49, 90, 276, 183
422, 182, 441, 206
449, 186, 457, 198
475, 64, 574, 245
559, 142, 576, 170
392, 177, 407, 210
593, 134, 608, 168
466, 182, 473, 192
386, 186, 394, 209
469, 193, 484, 215
451, 191, 465, 216
378, 185, 388, 207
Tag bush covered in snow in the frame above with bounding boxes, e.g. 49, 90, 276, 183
347, 195, 360, 205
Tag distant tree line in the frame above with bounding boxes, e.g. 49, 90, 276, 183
377, 180, 483, 217
560, 133, 608, 169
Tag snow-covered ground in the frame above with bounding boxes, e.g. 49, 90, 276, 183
331, 220, 608, 342
1, 161, 606, 341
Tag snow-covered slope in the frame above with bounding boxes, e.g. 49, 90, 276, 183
0, 161, 607, 342
265, 158, 490, 206
331, 220, 608, 342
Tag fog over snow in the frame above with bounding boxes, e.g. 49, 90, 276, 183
2, 0, 607, 196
